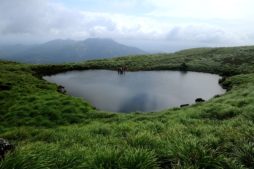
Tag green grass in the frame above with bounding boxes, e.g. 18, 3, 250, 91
0, 46, 254, 168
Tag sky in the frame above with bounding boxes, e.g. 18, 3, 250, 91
1, 0, 254, 52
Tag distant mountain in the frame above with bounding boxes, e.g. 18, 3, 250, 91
0, 38, 146, 64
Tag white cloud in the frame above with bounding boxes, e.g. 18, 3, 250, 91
145, 0, 254, 20
0, 0, 253, 50
166, 24, 247, 44
0, 0, 167, 43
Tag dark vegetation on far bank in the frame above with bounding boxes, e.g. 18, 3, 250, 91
0, 46, 254, 168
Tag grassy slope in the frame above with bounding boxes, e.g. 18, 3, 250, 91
0, 46, 254, 168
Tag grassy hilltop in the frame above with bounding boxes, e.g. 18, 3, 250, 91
0, 46, 254, 168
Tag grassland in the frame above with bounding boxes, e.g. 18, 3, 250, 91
0, 46, 254, 168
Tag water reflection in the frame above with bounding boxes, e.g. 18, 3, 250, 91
44, 70, 225, 113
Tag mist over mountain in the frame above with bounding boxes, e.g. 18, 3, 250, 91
0, 38, 146, 64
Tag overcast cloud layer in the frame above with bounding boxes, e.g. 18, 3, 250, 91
1, 0, 254, 52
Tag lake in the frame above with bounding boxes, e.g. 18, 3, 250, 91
44, 70, 225, 113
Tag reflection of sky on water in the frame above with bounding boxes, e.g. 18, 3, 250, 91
44, 70, 225, 113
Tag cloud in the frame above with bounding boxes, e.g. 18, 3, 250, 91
145, 0, 254, 20
166, 25, 247, 44
0, 0, 166, 44
0, 1, 112, 43
0, 0, 252, 49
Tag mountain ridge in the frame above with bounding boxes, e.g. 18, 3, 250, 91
0, 38, 146, 64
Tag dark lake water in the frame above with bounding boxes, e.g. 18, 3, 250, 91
44, 70, 225, 113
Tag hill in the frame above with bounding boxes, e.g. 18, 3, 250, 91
0, 38, 146, 64
0, 46, 254, 168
